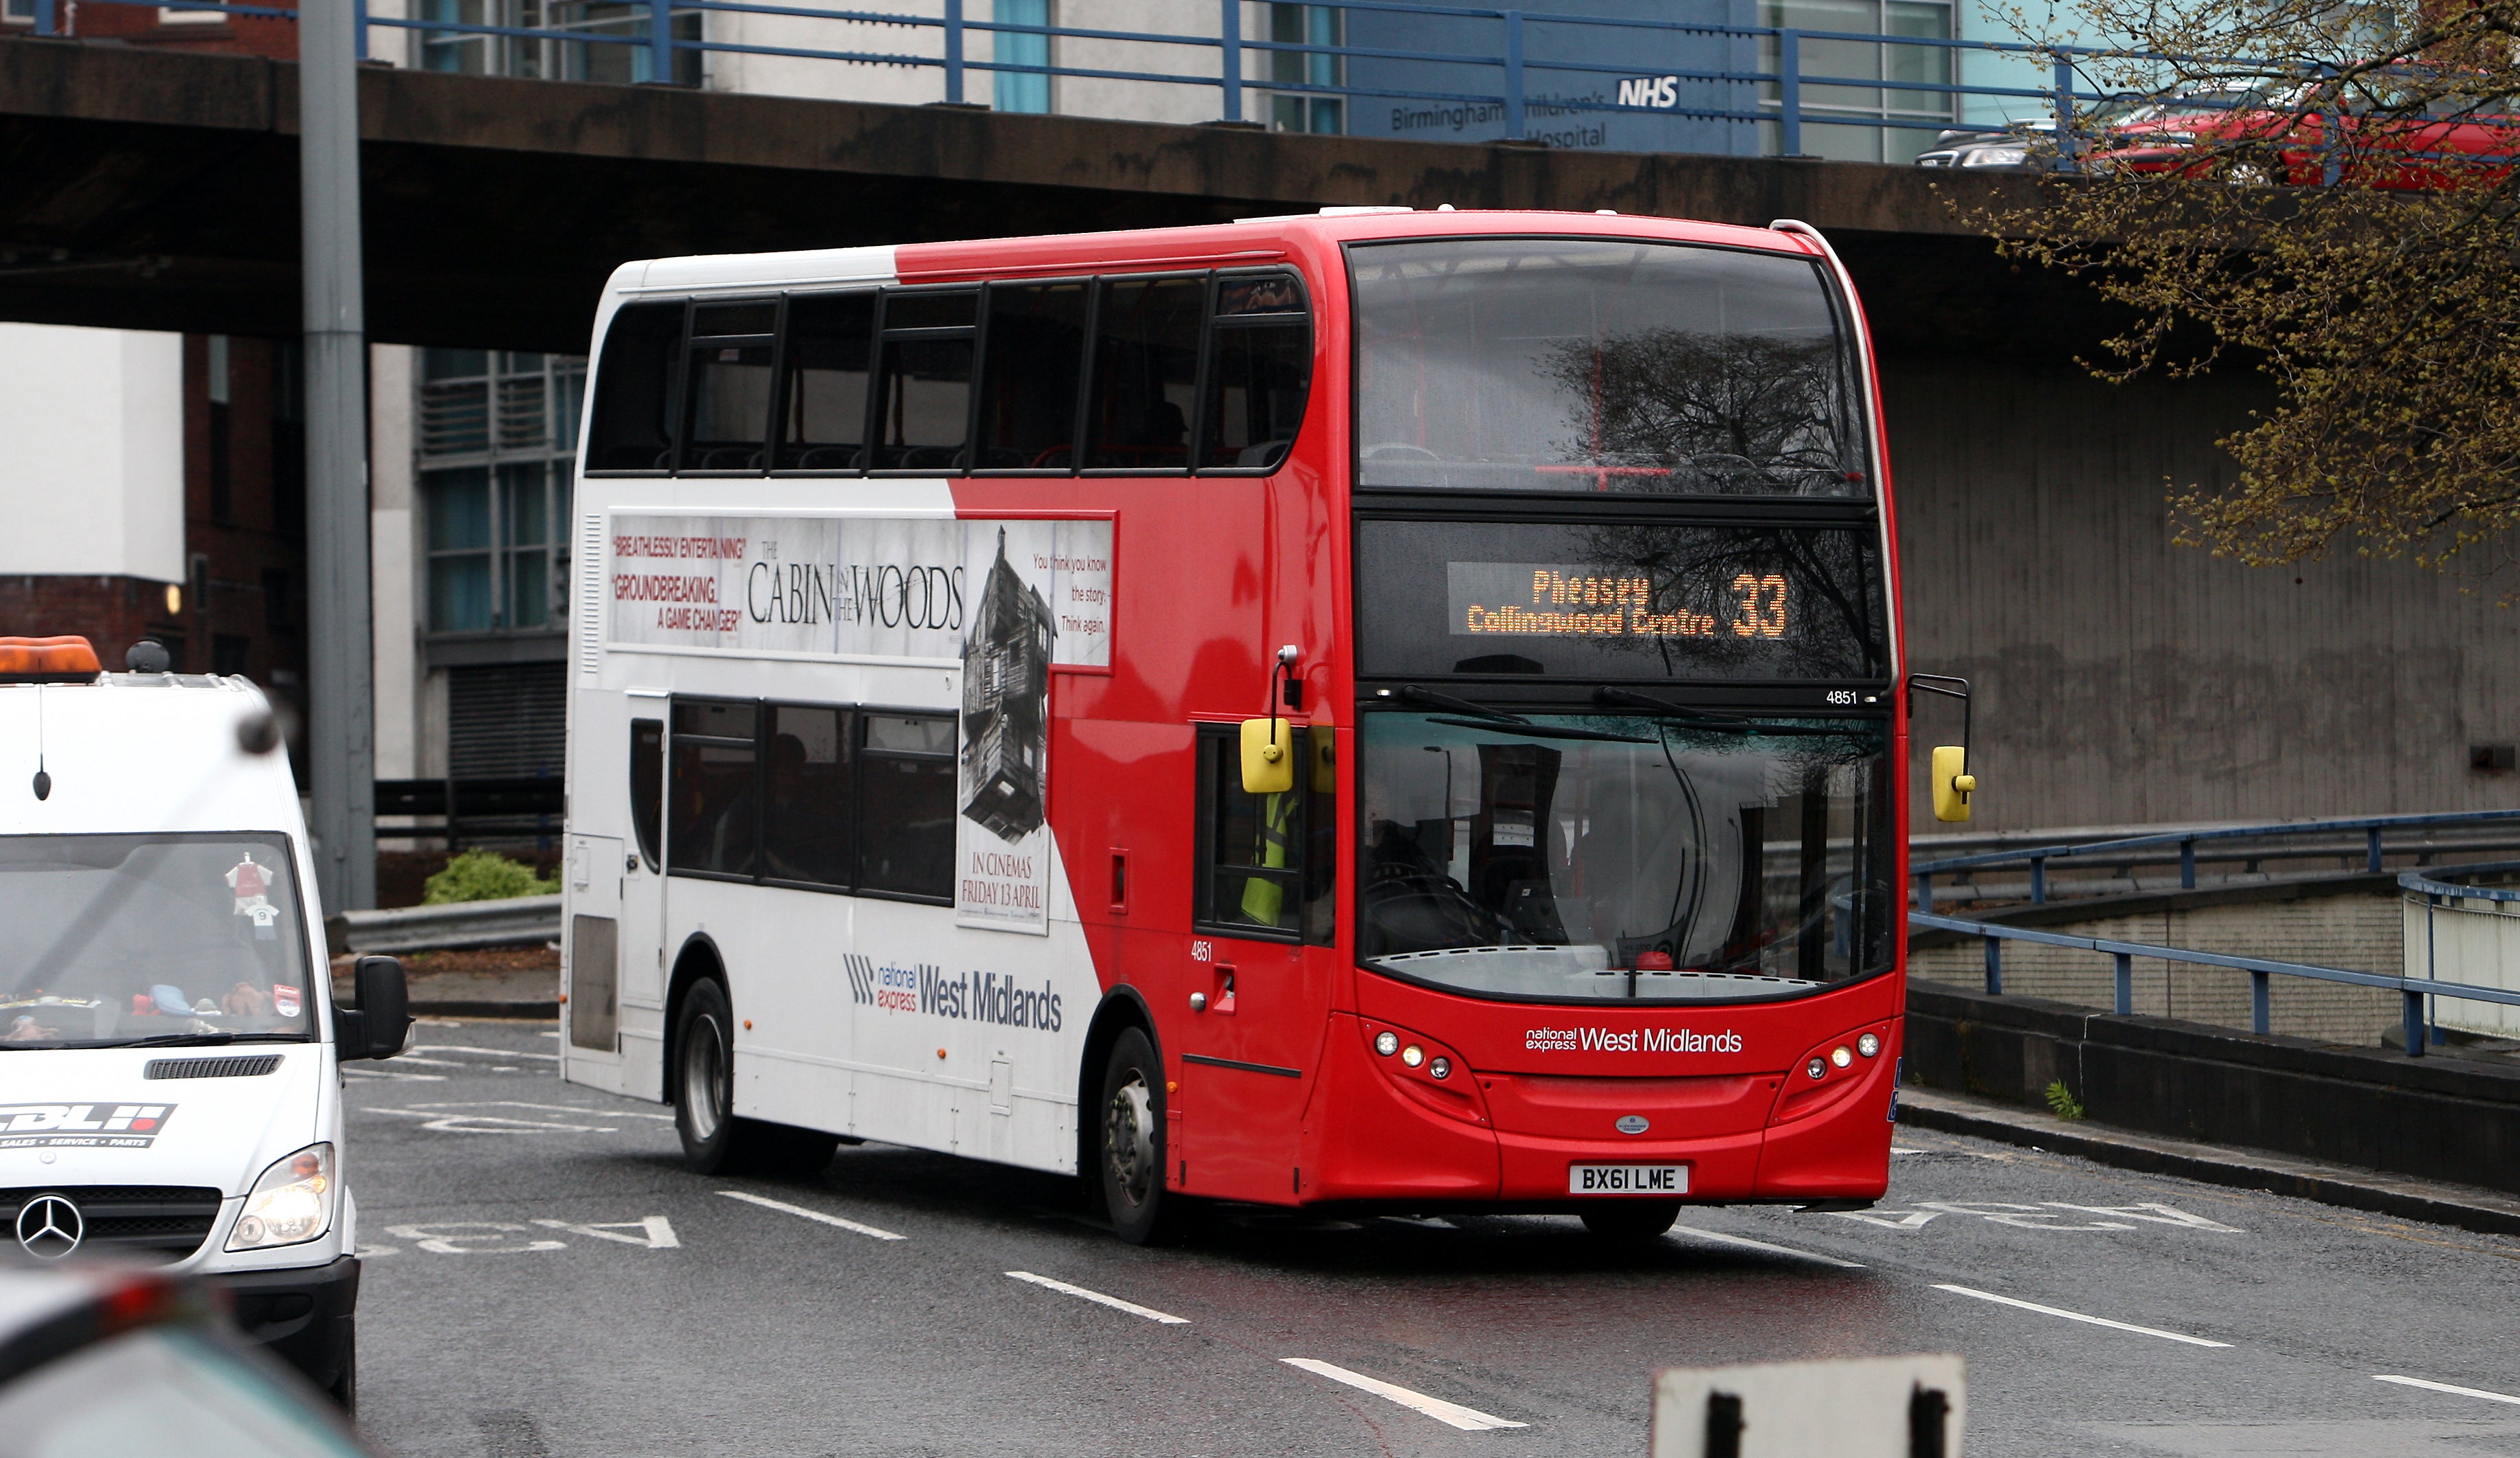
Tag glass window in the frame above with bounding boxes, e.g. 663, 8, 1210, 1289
1200, 275, 1312, 470
859, 713, 954, 899
1083, 276, 1203, 470
669, 699, 759, 880
1357, 713, 1893, 1002
974, 281, 1089, 469
630, 717, 663, 871
680, 315, 774, 473
0, 833, 315, 1047
500, 462, 551, 629
425, 467, 493, 633
1351, 238, 1867, 496
1194, 726, 1333, 941
992, 0, 1050, 113
777, 292, 876, 472
587, 301, 683, 472
871, 291, 978, 472
1760, 0, 1954, 164
761, 704, 853, 887
1269, 3, 1345, 135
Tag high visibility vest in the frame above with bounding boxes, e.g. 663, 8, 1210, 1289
1240, 790, 1294, 924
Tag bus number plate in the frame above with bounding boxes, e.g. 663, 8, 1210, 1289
1569, 1164, 1688, 1196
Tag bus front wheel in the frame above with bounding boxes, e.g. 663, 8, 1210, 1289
1097, 1027, 1180, 1245
1579, 1200, 1682, 1241
674, 980, 838, 1176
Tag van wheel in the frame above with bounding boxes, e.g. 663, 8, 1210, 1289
673, 981, 839, 1176
1097, 1027, 1181, 1244
1580, 1200, 1681, 1240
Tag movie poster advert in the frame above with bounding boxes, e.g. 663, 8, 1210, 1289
607, 513, 1111, 934
606, 513, 1111, 669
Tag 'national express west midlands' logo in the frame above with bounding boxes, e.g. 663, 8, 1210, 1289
0, 1103, 177, 1150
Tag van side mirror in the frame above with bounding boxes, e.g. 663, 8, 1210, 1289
1932, 745, 1976, 822
336, 954, 412, 1061
1240, 718, 1295, 795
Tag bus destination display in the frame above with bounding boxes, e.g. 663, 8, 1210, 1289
1356, 519, 1884, 682
1449, 563, 1790, 642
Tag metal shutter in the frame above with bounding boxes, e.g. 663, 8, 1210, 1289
447, 662, 567, 777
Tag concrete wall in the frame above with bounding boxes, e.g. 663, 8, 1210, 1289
1886, 359, 2520, 832
0, 324, 183, 584
1909, 890, 2405, 1046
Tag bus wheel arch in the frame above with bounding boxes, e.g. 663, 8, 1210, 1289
662, 934, 726, 1108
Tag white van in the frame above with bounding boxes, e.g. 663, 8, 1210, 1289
0, 636, 408, 1408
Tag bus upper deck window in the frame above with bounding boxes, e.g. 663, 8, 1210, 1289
586, 301, 683, 473
974, 281, 1090, 471
1083, 276, 1201, 471
871, 289, 977, 473
679, 300, 777, 473
777, 291, 876, 473
1199, 272, 1312, 472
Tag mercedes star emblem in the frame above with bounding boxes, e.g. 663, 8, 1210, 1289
16, 1194, 83, 1260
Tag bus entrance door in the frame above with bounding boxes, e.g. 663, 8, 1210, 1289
1180, 933, 1315, 1204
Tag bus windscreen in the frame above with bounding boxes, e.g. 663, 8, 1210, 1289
1353, 519, 1887, 682
1350, 238, 1868, 496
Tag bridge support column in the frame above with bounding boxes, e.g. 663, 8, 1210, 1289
302, 0, 376, 912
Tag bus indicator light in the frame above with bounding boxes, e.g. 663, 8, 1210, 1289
1858, 1033, 1881, 1058
1401, 1045, 1425, 1068
1375, 1031, 1399, 1057
1831, 1046, 1853, 1068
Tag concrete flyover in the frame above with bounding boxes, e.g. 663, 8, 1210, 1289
0, 36, 2097, 355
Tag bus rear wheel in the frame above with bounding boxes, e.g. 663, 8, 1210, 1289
674, 979, 838, 1176
1580, 1200, 1681, 1240
1097, 1027, 1180, 1245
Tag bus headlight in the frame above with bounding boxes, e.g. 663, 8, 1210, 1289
1831, 1046, 1853, 1068
1401, 1045, 1425, 1068
227, 1143, 335, 1251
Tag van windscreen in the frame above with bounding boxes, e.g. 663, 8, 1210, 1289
0, 833, 315, 1049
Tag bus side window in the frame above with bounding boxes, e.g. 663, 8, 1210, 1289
629, 718, 664, 872
973, 280, 1090, 471
586, 300, 685, 473
777, 291, 876, 473
871, 289, 977, 473
1082, 276, 1202, 471
859, 713, 955, 901
679, 300, 777, 473
1194, 725, 1308, 941
1198, 273, 1312, 472
668, 698, 760, 881
761, 703, 853, 889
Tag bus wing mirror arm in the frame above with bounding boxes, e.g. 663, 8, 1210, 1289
1908, 674, 1976, 823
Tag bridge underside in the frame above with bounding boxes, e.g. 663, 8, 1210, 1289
0, 37, 2106, 359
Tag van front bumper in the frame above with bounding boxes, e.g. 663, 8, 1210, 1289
207, 1254, 360, 1391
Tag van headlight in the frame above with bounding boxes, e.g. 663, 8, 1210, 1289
226, 1143, 335, 1251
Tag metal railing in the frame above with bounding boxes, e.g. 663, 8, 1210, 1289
1910, 908, 2520, 1059
1910, 809, 2520, 911
5, 0, 2181, 159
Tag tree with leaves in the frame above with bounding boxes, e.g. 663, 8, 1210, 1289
1978, 0, 2520, 583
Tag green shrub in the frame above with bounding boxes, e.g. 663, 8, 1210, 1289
2043, 1079, 2086, 1121
422, 850, 558, 904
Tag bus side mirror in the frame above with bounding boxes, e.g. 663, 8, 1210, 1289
1311, 730, 1336, 794
1932, 745, 1976, 822
1240, 718, 1295, 795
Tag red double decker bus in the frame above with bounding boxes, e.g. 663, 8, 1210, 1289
559, 208, 1925, 1242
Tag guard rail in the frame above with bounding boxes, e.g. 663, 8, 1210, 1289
326, 893, 563, 956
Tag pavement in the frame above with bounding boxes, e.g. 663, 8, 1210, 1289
345, 1020, 2520, 1457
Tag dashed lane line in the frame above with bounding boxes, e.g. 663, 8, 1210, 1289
717, 1190, 905, 1242
1932, 1283, 2231, 1348
1005, 1271, 1188, 1325
1280, 1358, 1528, 1432
2376, 1376, 2520, 1407
1669, 1224, 1864, 1268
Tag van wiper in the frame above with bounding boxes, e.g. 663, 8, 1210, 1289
113, 1031, 304, 1049
1399, 686, 1529, 724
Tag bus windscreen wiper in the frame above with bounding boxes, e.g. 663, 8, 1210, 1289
1426, 717, 1656, 745
1594, 686, 1862, 737
1400, 686, 1529, 724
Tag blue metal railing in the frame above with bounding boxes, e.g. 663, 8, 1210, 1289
7, 0, 2173, 159
1911, 908, 2520, 1059
1910, 809, 2520, 911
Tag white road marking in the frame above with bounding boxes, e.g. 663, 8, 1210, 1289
2375, 1376, 2520, 1406
1891, 1146, 1928, 1154
1669, 1224, 1864, 1268
1280, 1359, 1527, 1431
342, 1066, 446, 1081
385, 1222, 568, 1255
1005, 1271, 1187, 1324
364, 1099, 673, 1123
717, 1190, 904, 1241
380, 1055, 470, 1067
533, 1216, 680, 1249
1831, 1207, 1942, 1230
1917, 1200, 2137, 1231
1933, 1284, 2231, 1347
2040, 1201, 2242, 1233
366, 1109, 615, 1134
